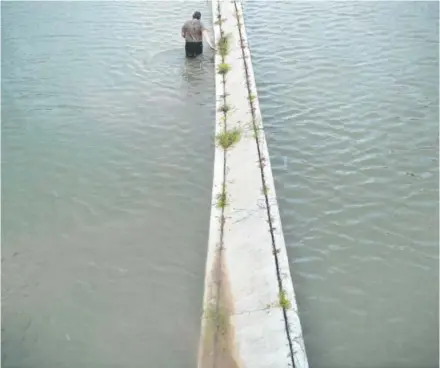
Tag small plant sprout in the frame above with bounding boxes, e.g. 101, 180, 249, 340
217, 63, 231, 75
216, 190, 227, 208
218, 103, 231, 113
216, 128, 241, 150
215, 18, 227, 25
248, 94, 256, 102
217, 35, 230, 57
262, 184, 269, 195
278, 289, 291, 309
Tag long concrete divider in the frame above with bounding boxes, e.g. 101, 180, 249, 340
198, 1, 309, 367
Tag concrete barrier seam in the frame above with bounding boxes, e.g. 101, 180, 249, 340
213, 2, 227, 367
199, 1, 308, 367
233, 1, 308, 367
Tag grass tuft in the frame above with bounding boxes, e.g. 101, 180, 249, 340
217, 35, 230, 57
216, 128, 241, 150
218, 104, 231, 113
278, 289, 291, 309
215, 18, 227, 25
216, 191, 227, 209
217, 63, 231, 75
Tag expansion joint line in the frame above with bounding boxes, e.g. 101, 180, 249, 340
233, 2, 296, 367
213, 1, 228, 367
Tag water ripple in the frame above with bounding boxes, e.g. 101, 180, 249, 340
245, 1, 439, 367
2, 1, 215, 368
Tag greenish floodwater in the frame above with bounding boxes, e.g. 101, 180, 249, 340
2, 2, 215, 367
2, 1, 439, 368
244, 1, 439, 367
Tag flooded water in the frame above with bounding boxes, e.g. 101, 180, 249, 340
3, 1, 439, 367
1, 2, 215, 367
244, 1, 439, 367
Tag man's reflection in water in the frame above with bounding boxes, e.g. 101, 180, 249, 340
145, 46, 215, 101
181, 52, 214, 85
180, 52, 215, 102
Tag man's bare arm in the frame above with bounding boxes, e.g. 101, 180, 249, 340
181, 25, 186, 38
202, 29, 216, 50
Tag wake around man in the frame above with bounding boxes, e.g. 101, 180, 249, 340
181, 11, 210, 57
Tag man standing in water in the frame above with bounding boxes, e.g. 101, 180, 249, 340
181, 11, 214, 57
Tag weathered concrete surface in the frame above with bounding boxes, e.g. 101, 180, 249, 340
198, 1, 309, 367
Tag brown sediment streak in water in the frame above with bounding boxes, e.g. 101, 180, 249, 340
198, 249, 240, 368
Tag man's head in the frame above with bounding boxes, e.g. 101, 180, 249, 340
192, 11, 201, 20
